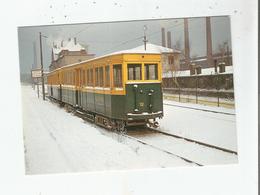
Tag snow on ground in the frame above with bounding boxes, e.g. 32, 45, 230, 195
131, 132, 237, 166
22, 85, 192, 175
163, 99, 235, 115
159, 100, 237, 151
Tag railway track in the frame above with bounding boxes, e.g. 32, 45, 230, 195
47, 96, 237, 166
123, 133, 203, 166
126, 127, 237, 166
70, 106, 204, 166
146, 127, 237, 155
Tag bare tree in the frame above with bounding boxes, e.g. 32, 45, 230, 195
218, 40, 228, 63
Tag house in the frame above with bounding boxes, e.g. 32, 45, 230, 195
49, 38, 95, 71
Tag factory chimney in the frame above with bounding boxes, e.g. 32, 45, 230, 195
161, 28, 166, 47
184, 18, 190, 67
167, 31, 172, 48
206, 17, 213, 67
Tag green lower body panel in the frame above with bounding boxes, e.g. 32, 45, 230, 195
49, 84, 163, 122
80, 91, 124, 120
62, 88, 76, 105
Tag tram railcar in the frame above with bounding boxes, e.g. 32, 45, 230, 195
47, 51, 163, 130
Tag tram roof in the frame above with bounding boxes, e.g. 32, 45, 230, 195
49, 43, 180, 73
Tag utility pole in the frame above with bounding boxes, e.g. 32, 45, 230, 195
39, 32, 46, 100
143, 25, 148, 50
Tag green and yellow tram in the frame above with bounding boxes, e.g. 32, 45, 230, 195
47, 51, 163, 130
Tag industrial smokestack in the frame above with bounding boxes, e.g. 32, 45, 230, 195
161, 28, 166, 47
184, 18, 190, 66
167, 31, 172, 48
206, 17, 213, 67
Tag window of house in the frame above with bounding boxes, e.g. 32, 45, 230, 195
113, 64, 122, 87
105, 65, 110, 87
145, 64, 158, 80
127, 64, 142, 80
168, 55, 174, 64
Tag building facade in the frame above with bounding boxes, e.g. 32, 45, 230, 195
49, 38, 95, 71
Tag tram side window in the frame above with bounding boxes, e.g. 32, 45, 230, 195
128, 64, 142, 80
113, 64, 122, 88
95, 67, 99, 86
82, 70, 85, 86
72, 72, 74, 85
87, 68, 93, 86
145, 64, 158, 80
105, 65, 110, 87
99, 67, 104, 87
90, 69, 93, 86
87, 69, 90, 86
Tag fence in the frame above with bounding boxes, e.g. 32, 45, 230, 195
162, 74, 235, 108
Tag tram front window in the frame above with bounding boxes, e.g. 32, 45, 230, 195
127, 64, 142, 80
145, 64, 158, 80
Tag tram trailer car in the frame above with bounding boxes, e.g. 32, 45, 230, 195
47, 52, 163, 130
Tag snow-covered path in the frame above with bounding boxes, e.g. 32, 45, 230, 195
22, 85, 192, 175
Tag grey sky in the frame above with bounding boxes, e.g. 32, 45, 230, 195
18, 16, 231, 75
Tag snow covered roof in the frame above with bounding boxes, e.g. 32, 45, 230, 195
61, 39, 85, 51
52, 38, 86, 60
111, 43, 180, 55
163, 66, 233, 78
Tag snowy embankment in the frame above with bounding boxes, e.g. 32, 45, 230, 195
159, 100, 237, 151
22, 85, 191, 175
